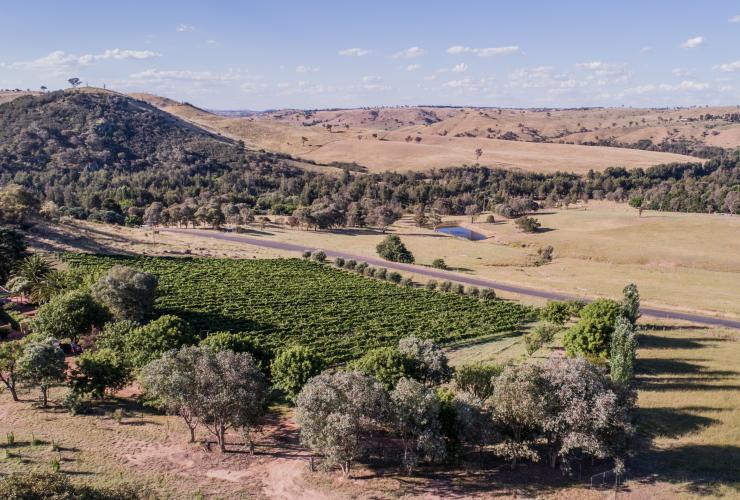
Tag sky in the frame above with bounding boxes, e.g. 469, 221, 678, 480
1, 1, 740, 110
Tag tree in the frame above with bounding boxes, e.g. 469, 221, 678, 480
140, 346, 202, 442
541, 357, 633, 471
18, 340, 67, 407
465, 204, 481, 223
621, 283, 640, 326
270, 346, 325, 401
628, 195, 644, 217
454, 362, 502, 401
143, 202, 164, 226
389, 377, 445, 473
0, 226, 26, 283
398, 336, 452, 386
350, 346, 414, 390
194, 348, 268, 452
540, 301, 572, 326
489, 363, 548, 468
514, 216, 541, 233
295, 371, 387, 476
431, 258, 448, 270
200, 332, 272, 373
0, 184, 40, 225
412, 204, 428, 227
91, 266, 158, 322
376, 235, 414, 264
67, 77, 82, 88
366, 204, 402, 232
70, 348, 132, 400
125, 315, 195, 368
563, 298, 622, 359
30, 291, 109, 343
4, 254, 53, 304
0, 341, 24, 401
474, 148, 483, 161
610, 316, 637, 387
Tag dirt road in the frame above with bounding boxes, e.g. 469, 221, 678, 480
162, 228, 740, 330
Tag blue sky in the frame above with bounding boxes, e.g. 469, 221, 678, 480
1, 1, 739, 109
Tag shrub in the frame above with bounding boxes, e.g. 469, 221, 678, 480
564, 300, 621, 359
376, 268, 388, 280
270, 346, 325, 401
388, 272, 402, 284
485, 214, 495, 223
400, 277, 413, 287
90, 265, 157, 322
199, 331, 272, 373
467, 286, 480, 297
515, 216, 541, 233
376, 235, 415, 263
365, 266, 376, 277
350, 346, 414, 390
124, 315, 196, 368
439, 281, 452, 292
344, 259, 357, 270
311, 250, 326, 263
454, 284, 465, 295
536, 245, 554, 265
95, 320, 138, 354
302, 250, 311, 259
70, 348, 132, 399
431, 258, 448, 270
540, 301, 572, 325
31, 291, 109, 343
355, 262, 368, 274
454, 362, 502, 400
0, 472, 140, 499
334, 257, 345, 268
426, 280, 438, 291
480, 288, 496, 301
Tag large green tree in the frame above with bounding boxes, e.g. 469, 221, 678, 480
270, 346, 325, 401
376, 235, 415, 263
124, 315, 195, 368
30, 290, 109, 343
91, 265, 158, 322
18, 340, 67, 407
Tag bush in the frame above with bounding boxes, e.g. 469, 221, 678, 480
0, 472, 140, 499
335, 257, 345, 268
31, 291, 109, 343
431, 258, 448, 270
439, 281, 452, 292
454, 362, 502, 400
376, 268, 387, 280
376, 235, 415, 263
540, 301, 572, 325
91, 265, 157, 322
344, 259, 357, 270
515, 216, 541, 233
485, 214, 495, 223
454, 284, 465, 295
388, 272, 402, 284
467, 286, 480, 297
311, 250, 326, 263
70, 348, 132, 399
480, 288, 496, 301
200, 332, 272, 373
426, 280, 438, 291
400, 277, 413, 287
125, 315, 196, 368
563, 299, 622, 359
365, 266, 376, 277
355, 262, 368, 274
270, 346, 325, 401
95, 320, 138, 354
350, 346, 414, 390
302, 250, 311, 259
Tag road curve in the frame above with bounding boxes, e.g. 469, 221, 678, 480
162, 228, 740, 330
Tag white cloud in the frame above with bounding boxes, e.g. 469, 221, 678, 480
681, 36, 704, 49
715, 60, 740, 72
129, 68, 242, 85
362, 75, 382, 83
295, 65, 319, 73
11, 49, 160, 74
640, 46, 652, 53
446, 45, 521, 56
451, 63, 468, 73
240, 81, 267, 93
729, 15, 740, 23
338, 48, 372, 57
393, 46, 425, 59
406, 63, 421, 71
659, 80, 710, 91
574, 61, 630, 84
176, 24, 195, 32
672, 68, 692, 77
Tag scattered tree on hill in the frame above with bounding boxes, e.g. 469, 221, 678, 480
376, 235, 414, 263
91, 266, 158, 323
270, 346, 325, 401
389, 377, 445, 473
0, 341, 24, 401
30, 290, 109, 343
295, 371, 387, 476
67, 77, 81, 88
18, 340, 67, 407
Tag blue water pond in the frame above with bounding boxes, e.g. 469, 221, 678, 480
435, 225, 486, 241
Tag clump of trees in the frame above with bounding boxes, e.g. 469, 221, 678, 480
376, 235, 415, 263
91, 266, 157, 322
270, 346, 325, 401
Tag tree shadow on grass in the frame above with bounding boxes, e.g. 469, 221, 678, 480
635, 407, 721, 439
636, 358, 737, 377
637, 335, 707, 350
640, 324, 710, 332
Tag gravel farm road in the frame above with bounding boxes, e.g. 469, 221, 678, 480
162, 228, 740, 330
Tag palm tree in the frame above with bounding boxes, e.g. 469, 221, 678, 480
5, 255, 61, 304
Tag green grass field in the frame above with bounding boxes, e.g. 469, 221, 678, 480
65, 255, 534, 363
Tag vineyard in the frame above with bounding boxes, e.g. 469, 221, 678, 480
65, 255, 535, 363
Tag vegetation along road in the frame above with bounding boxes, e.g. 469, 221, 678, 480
162, 228, 740, 330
